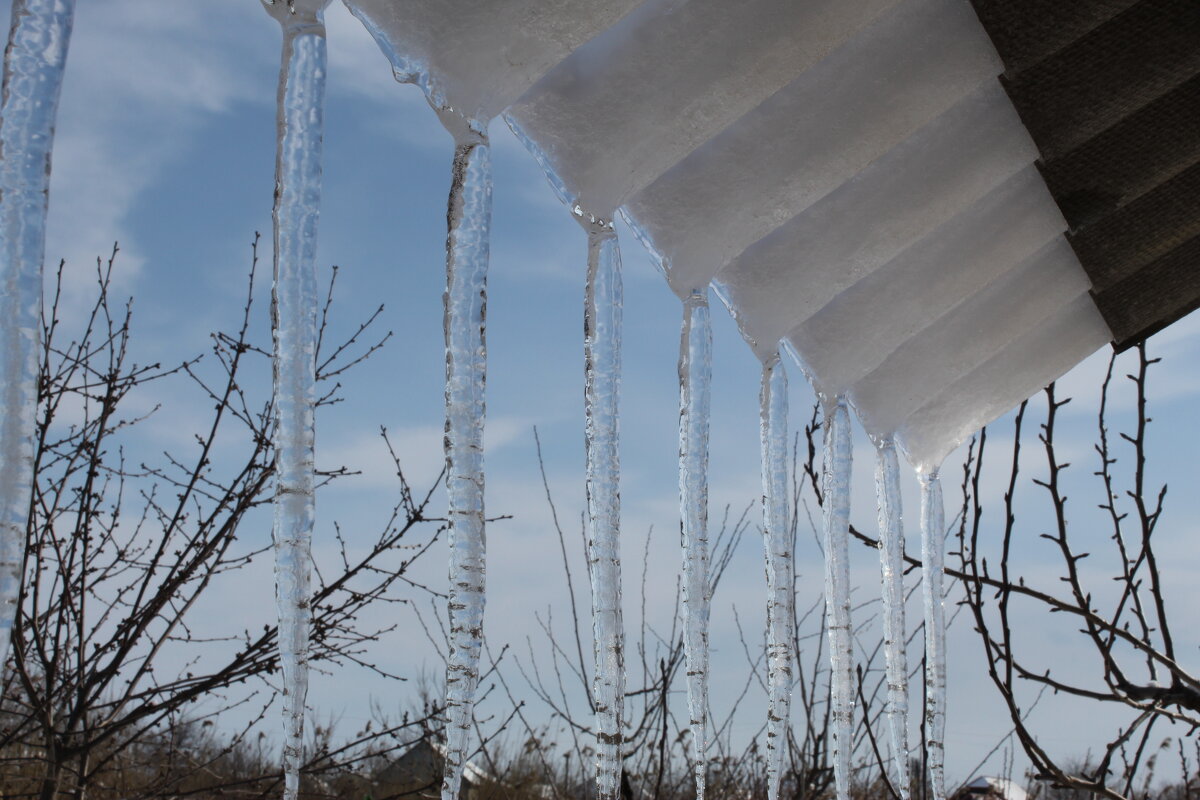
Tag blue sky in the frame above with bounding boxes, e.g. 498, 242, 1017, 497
13, 0, 1200, 787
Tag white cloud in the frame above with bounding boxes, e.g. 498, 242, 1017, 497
320, 414, 536, 492
33, 0, 273, 303
25, 0, 449, 311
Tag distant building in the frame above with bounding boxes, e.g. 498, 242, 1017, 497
374, 739, 493, 799
953, 776, 1030, 800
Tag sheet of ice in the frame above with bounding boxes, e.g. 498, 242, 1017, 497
679, 290, 712, 797
786, 166, 1066, 397
715, 82, 1038, 360
822, 398, 854, 800
919, 469, 946, 800
507, 0, 901, 216
897, 294, 1112, 472
344, 0, 640, 122
875, 441, 910, 800
0, 0, 74, 673
624, 0, 1001, 297
441, 134, 492, 800
759, 355, 792, 800
264, 3, 331, 797
851, 238, 1091, 438
585, 224, 625, 800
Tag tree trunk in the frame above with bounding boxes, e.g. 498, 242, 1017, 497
72, 751, 89, 800
38, 745, 63, 800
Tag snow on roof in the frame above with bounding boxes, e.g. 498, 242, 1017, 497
429, 741, 492, 785
343, 0, 1128, 467
965, 775, 1030, 800
344, 0, 1199, 464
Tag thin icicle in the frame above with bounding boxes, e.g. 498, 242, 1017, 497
441, 129, 491, 800
760, 355, 791, 800
0, 0, 75, 673
679, 289, 712, 798
264, 3, 330, 798
919, 468, 947, 800
585, 222, 624, 800
874, 440, 911, 800
822, 397, 854, 800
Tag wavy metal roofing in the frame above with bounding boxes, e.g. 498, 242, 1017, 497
347, 0, 1198, 468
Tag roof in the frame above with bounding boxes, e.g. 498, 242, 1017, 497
969, 0, 1200, 350
961, 775, 1030, 800
378, 739, 493, 788
346, 0, 1199, 468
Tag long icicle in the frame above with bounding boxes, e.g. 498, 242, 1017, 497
441, 128, 492, 800
822, 396, 854, 800
679, 289, 712, 798
264, 3, 330, 798
0, 0, 76, 673
760, 354, 792, 800
919, 467, 947, 800
875, 440, 911, 800
585, 221, 624, 800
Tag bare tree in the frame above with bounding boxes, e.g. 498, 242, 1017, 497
16, 244, 1194, 800
0, 240, 445, 799
951, 343, 1199, 800
451, 418, 942, 800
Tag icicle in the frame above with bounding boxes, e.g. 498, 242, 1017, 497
760, 355, 792, 800
679, 289, 712, 798
919, 468, 947, 800
0, 0, 75, 674
263, 3, 331, 798
585, 221, 624, 800
440, 128, 492, 800
822, 396, 854, 800
875, 440, 911, 800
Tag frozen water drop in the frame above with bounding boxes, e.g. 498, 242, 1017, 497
920, 467, 947, 800
441, 130, 492, 800
0, 0, 76, 678
760, 355, 792, 800
679, 289, 712, 798
875, 439, 911, 800
586, 224, 625, 800
823, 397, 854, 800
266, 7, 331, 798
